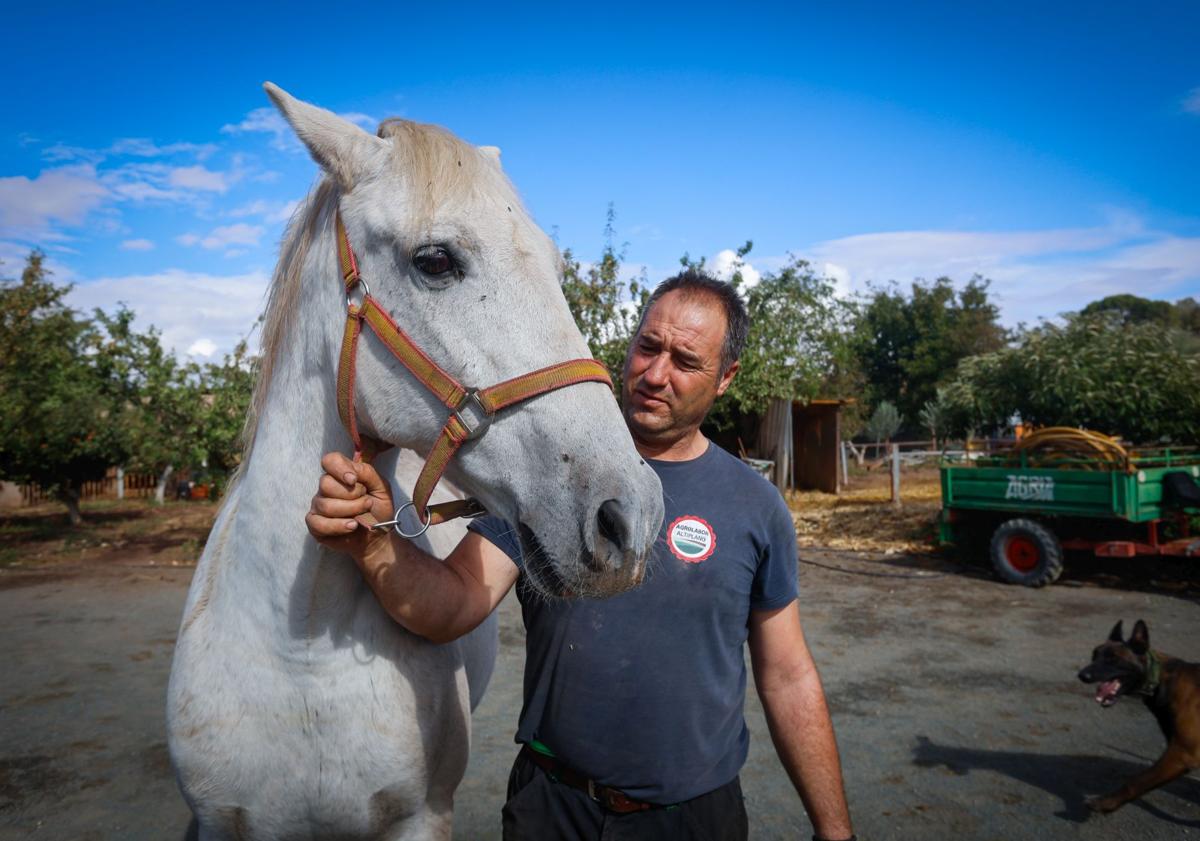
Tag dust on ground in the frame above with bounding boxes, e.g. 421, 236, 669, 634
2, 484, 1199, 840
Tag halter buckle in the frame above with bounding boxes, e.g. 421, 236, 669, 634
453, 390, 493, 440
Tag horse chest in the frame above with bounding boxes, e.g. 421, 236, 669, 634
170, 606, 470, 838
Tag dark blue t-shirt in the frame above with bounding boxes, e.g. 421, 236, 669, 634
468, 441, 799, 804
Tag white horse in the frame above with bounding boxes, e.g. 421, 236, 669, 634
167, 83, 664, 841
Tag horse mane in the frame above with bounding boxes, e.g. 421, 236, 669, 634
236, 118, 520, 467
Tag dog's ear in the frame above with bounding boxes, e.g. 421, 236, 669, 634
1129, 620, 1150, 655
1108, 620, 1124, 642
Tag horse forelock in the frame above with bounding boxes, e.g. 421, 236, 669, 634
376, 118, 522, 230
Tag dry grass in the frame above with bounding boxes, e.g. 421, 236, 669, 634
0, 468, 946, 569
787, 466, 942, 553
0, 499, 215, 568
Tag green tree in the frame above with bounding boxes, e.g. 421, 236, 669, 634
91, 307, 208, 503
918, 396, 948, 449
1077, 293, 1200, 355
940, 314, 1200, 443
559, 205, 647, 387
723, 255, 856, 419
864, 400, 903, 443
854, 276, 1006, 424
1079, 293, 1174, 327
197, 336, 259, 480
0, 252, 129, 524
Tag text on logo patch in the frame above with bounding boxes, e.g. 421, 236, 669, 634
667, 515, 716, 563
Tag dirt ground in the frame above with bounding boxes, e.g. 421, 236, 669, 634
1, 494, 1199, 840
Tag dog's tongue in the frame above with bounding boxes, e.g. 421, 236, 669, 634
1095, 679, 1121, 706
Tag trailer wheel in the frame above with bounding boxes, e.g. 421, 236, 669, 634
990, 518, 1063, 587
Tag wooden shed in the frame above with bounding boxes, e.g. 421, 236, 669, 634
754, 398, 852, 494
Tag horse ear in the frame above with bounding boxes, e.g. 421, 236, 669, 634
1108, 620, 1124, 642
1129, 620, 1150, 655
263, 82, 384, 189
478, 146, 502, 168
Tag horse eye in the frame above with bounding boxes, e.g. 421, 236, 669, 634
412, 246, 457, 278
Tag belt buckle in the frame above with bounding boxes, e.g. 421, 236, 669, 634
586, 779, 599, 803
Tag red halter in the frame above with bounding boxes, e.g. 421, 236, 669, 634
334, 212, 613, 533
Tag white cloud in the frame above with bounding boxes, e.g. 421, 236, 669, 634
168, 165, 232, 193
177, 223, 264, 250
108, 138, 218, 159
803, 219, 1200, 326
1182, 87, 1200, 115
0, 165, 108, 234
269, 199, 300, 224
221, 105, 377, 151
187, 338, 218, 357
709, 248, 762, 289
67, 269, 270, 358
230, 197, 300, 223
120, 238, 155, 251
222, 107, 294, 150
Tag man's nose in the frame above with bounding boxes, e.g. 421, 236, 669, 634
643, 354, 670, 386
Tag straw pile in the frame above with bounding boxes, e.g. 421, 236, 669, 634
787, 468, 942, 553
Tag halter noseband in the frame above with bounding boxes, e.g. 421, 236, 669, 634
335, 211, 613, 534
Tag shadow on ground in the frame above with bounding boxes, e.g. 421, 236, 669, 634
805, 545, 1200, 605
911, 735, 1200, 827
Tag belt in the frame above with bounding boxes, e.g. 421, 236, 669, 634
519, 745, 660, 814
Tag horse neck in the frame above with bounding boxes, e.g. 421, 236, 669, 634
224, 222, 359, 610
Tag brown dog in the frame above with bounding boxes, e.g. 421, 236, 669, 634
1077, 619, 1200, 812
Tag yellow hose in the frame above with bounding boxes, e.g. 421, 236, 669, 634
1006, 427, 1128, 470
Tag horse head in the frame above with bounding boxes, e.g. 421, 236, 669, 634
265, 84, 663, 598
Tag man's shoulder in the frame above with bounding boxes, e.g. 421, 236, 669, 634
704, 442, 780, 492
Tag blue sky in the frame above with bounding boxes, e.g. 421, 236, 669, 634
2, 2, 1198, 359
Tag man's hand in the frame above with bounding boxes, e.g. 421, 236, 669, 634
305, 452, 396, 562
304, 452, 518, 643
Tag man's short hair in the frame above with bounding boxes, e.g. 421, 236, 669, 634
639, 269, 749, 375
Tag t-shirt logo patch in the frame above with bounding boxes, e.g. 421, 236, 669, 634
667, 515, 716, 563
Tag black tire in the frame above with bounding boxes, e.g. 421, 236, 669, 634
989, 518, 1063, 587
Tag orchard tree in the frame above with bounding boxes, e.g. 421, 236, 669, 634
1078, 293, 1200, 354
940, 314, 1200, 443
0, 252, 128, 524
559, 205, 647, 386
197, 336, 259, 480
864, 400, 903, 444
854, 276, 1006, 423
724, 254, 856, 418
91, 307, 206, 503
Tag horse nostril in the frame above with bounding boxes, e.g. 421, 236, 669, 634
596, 499, 630, 553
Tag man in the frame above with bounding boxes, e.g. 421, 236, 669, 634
306, 270, 855, 841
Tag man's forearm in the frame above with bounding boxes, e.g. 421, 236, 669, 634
759, 673, 853, 840
352, 535, 486, 643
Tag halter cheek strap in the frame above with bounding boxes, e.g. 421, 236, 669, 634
334, 212, 613, 531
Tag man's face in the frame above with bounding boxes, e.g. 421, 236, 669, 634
621, 290, 738, 447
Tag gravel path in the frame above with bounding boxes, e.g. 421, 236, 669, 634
1, 551, 1197, 840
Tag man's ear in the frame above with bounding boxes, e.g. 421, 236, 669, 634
715, 360, 739, 397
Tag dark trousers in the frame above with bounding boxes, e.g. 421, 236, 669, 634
501, 750, 749, 841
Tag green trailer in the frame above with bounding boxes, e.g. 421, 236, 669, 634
939, 444, 1200, 586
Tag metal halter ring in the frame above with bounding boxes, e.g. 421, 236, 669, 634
370, 502, 431, 539
346, 277, 371, 309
